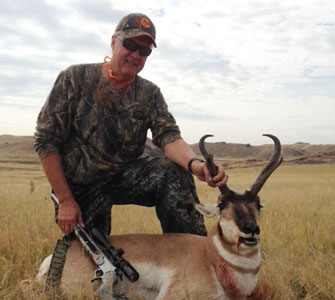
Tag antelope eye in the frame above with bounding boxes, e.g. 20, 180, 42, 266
217, 202, 227, 211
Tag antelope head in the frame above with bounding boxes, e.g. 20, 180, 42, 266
196, 134, 282, 249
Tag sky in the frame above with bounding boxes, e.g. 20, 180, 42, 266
0, 0, 334, 145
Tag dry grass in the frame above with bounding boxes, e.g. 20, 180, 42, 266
0, 162, 334, 299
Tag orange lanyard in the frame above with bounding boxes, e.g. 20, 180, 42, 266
104, 56, 135, 85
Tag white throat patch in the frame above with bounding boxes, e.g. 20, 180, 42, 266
212, 235, 261, 270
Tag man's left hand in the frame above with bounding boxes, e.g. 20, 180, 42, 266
191, 160, 228, 188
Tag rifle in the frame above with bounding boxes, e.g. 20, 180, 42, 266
74, 223, 114, 299
50, 193, 139, 299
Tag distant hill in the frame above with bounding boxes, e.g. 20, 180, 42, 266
1, 135, 334, 165
0, 135, 36, 154
0, 135, 38, 164
189, 140, 335, 160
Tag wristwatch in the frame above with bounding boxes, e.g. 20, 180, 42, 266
187, 158, 205, 174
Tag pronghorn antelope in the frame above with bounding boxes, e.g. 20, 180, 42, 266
21, 134, 282, 300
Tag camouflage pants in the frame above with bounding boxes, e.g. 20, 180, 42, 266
53, 156, 207, 236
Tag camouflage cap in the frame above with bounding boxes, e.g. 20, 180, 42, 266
115, 13, 157, 48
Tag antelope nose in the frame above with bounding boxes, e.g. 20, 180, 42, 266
243, 223, 260, 235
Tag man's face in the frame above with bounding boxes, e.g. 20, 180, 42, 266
110, 34, 152, 81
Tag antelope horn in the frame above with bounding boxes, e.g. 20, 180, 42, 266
199, 135, 232, 197
249, 134, 283, 196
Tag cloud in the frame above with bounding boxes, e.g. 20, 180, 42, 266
0, 0, 334, 145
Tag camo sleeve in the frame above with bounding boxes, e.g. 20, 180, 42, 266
149, 87, 182, 149
34, 69, 76, 160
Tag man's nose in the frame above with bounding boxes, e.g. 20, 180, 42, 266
130, 49, 141, 59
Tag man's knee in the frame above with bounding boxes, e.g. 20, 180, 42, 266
151, 157, 188, 178
151, 156, 176, 169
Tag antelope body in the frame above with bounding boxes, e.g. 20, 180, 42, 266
21, 134, 282, 300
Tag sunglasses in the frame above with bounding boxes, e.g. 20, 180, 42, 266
115, 35, 152, 57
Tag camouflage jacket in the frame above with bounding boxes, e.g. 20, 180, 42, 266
34, 63, 181, 185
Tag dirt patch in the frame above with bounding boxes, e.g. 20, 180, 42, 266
285, 151, 335, 165
0, 160, 40, 165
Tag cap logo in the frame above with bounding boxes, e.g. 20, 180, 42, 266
141, 17, 151, 28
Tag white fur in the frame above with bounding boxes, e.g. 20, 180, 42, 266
195, 203, 217, 218
219, 218, 240, 244
114, 263, 175, 300
212, 235, 260, 297
213, 235, 261, 270
234, 270, 259, 296
210, 265, 227, 300
36, 255, 52, 280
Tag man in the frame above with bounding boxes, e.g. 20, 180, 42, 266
34, 13, 228, 237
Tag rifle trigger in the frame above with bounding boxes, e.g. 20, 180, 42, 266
91, 268, 104, 282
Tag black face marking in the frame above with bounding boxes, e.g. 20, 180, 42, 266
217, 194, 230, 211
217, 191, 261, 240
225, 192, 261, 237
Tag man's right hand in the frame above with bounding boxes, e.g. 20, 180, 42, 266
57, 199, 85, 235
40, 154, 85, 235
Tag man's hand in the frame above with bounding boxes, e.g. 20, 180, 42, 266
163, 139, 229, 188
40, 154, 85, 234
190, 160, 228, 188
57, 199, 84, 235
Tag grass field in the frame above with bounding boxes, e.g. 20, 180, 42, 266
0, 161, 334, 299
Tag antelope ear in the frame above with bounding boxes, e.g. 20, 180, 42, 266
195, 203, 217, 218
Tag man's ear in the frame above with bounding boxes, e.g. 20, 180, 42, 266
195, 203, 217, 218
111, 35, 116, 50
